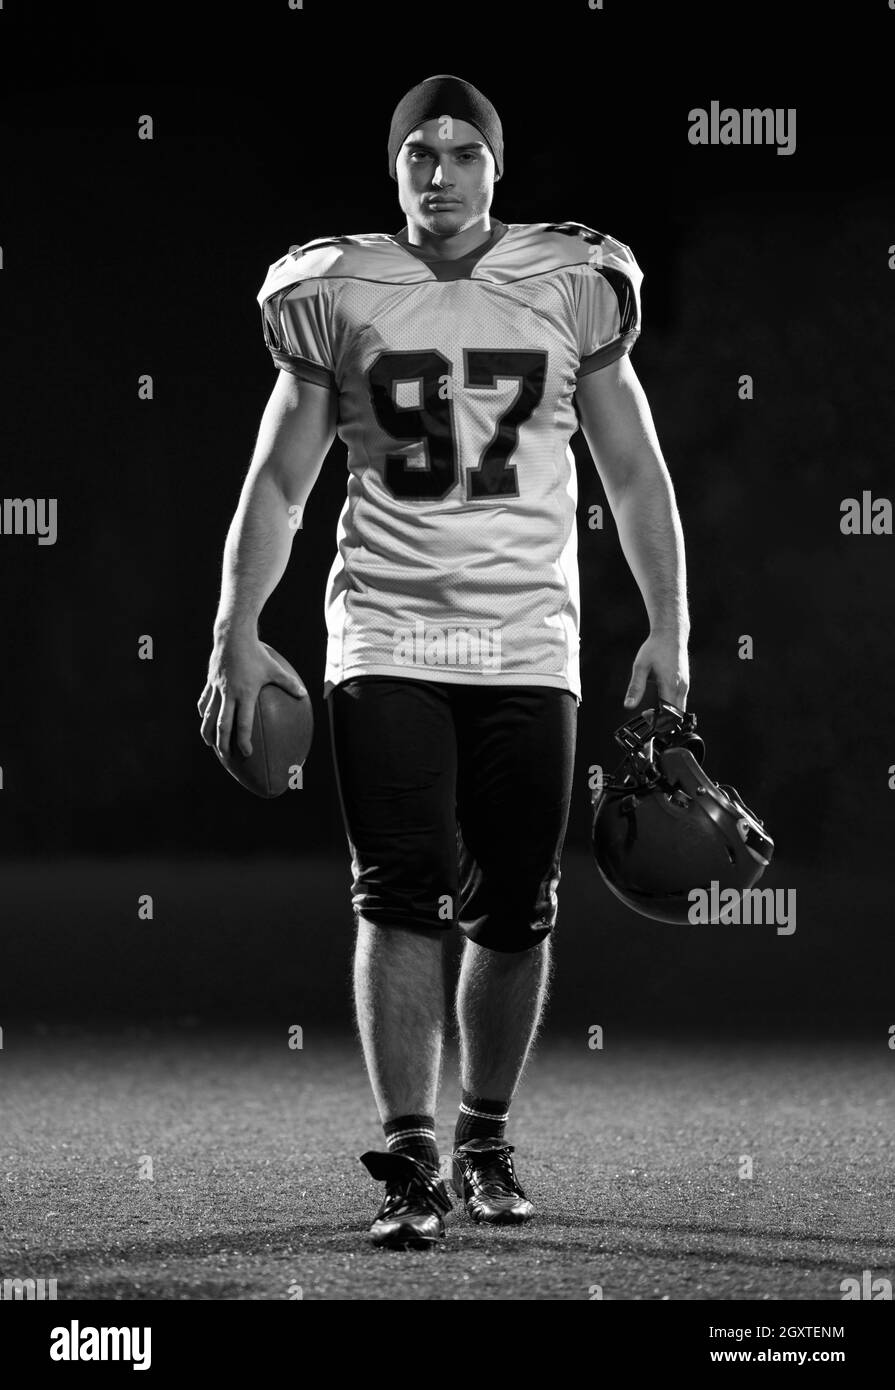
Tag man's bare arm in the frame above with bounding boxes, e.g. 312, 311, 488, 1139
198, 370, 338, 757
575, 354, 690, 709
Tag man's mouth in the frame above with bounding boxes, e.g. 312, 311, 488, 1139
427, 199, 461, 208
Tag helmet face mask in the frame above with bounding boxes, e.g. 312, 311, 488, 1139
591, 702, 774, 923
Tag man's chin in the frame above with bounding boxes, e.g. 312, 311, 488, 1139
422, 208, 466, 232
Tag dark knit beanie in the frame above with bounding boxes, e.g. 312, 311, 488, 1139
388, 74, 503, 180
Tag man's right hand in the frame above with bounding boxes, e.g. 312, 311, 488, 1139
197, 633, 308, 761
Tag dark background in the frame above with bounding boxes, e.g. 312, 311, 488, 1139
1, 1, 892, 1029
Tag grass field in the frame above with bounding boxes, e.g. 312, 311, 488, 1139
2, 1030, 892, 1301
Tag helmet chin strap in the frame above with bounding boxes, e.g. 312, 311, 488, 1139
611, 694, 704, 787
641, 676, 706, 765
615, 701, 695, 754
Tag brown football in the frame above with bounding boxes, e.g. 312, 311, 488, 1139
222, 645, 313, 798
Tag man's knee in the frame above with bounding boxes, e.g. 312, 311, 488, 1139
457, 850, 561, 952
460, 902, 557, 953
355, 909, 447, 944
352, 883, 456, 938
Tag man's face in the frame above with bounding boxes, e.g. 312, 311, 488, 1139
396, 116, 497, 236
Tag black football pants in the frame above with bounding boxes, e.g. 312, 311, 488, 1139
327, 676, 577, 952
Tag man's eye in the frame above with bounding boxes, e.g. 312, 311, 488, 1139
408, 150, 479, 162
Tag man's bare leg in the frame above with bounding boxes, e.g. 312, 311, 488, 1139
450, 937, 550, 1223
354, 918, 445, 1124
355, 917, 453, 1245
455, 937, 551, 1099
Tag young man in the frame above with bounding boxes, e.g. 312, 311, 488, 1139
198, 75, 689, 1250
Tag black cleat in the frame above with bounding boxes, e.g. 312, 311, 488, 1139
452, 1138, 535, 1225
360, 1149, 452, 1250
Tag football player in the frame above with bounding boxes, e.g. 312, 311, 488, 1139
198, 74, 690, 1249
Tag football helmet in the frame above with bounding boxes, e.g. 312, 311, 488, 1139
591, 700, 774, 923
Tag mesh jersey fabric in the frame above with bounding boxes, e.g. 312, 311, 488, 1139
256, 220, 643, 702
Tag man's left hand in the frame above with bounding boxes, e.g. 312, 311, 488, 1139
623, 632, 690, 711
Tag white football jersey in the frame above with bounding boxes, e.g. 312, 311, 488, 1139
256, 220, 643, 701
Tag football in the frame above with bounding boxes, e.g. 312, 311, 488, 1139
221, 645, 313, 798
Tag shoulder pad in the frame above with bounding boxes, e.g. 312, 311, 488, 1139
478, 222, 638, 284
292, 234, 354, 254
541, 221, 607, 246
539, 222, 636, 268
542, 223, 640, 281
257, 232, 420, 304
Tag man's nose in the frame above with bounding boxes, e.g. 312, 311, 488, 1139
431, 163, 454, 188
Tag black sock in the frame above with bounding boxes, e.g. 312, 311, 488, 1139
383, 1114, 439, 1173
454, 1091, 510, 1149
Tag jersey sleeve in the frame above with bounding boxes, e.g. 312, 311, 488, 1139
573, 242, 643, 377
257, 260, 337, 387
